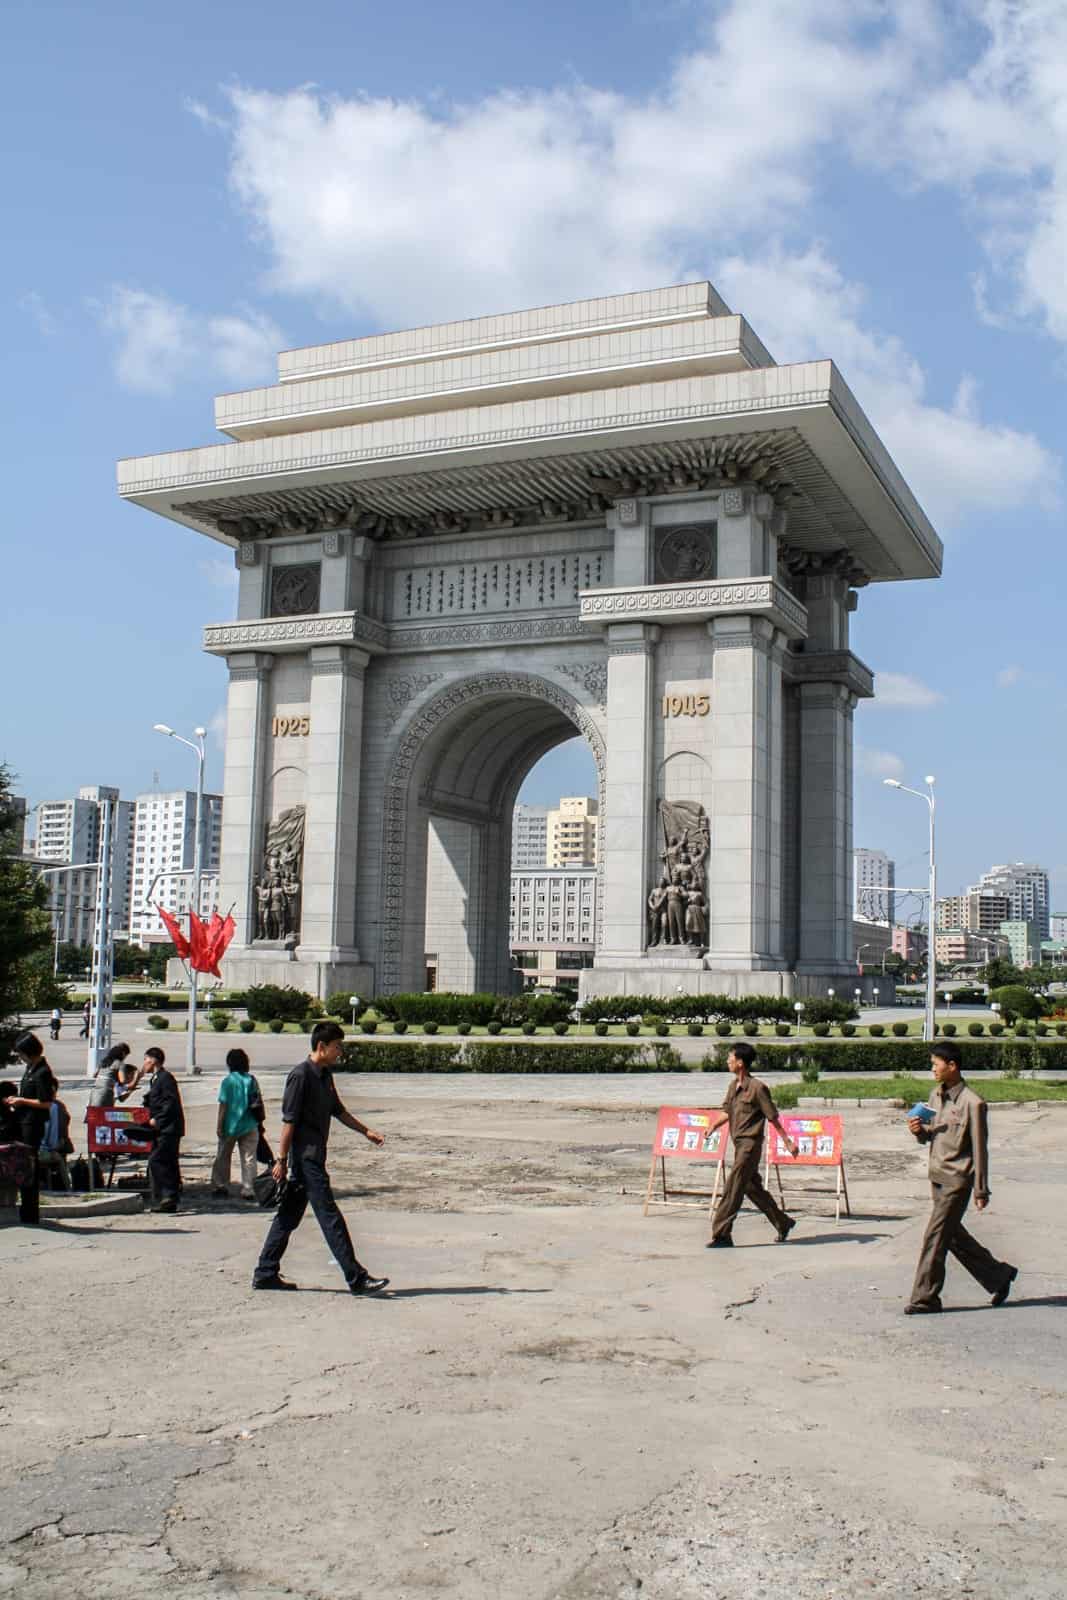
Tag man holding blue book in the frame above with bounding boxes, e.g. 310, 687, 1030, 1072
905, 1042, 1017, 1315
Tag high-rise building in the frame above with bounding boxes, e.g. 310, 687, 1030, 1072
999, 919, 1043, 969
937, 891, 1011, 933
853, 848, 895, 924
25, 785, 134, 937
511, 804, 549, 869
546, 796, 599, 868
129, 790, 223, 946
509, 867, 596, 989
976, 863, 1050, 939
1050, 914, 1067, 944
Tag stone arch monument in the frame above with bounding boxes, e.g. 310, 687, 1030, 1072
118, 282, 941, 999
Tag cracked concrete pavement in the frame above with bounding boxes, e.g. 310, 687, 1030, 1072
2, 1067, 1066, 1599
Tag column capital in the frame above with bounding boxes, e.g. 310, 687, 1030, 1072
605, 621, 660, 655
308, 644, 371, 677
226, 651, 274, 683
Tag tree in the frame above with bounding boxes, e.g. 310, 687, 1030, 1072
979, 957, 1023, 990
56, 941, 93, 978
113, 941, 147, 978
0, 764, 52, 1024
145, 942, 177, 983
990, 984, 1045, 1023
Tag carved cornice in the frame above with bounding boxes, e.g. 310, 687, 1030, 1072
785, 649, 874, 699
203, 611, 388, 656
389, 614, 585, 651
579, 577, 808, 640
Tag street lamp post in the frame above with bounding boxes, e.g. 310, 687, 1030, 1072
793, 1000, 803, 1037
153, 724, 207, 1075
884, 775, 937, 1042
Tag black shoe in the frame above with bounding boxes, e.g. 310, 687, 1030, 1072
775, 1216, 797, 1244
252, 1275, 298, 1291
153, 1200, 178, 1214
991, 1267, 1017, 1308
350, 1273, 390, 1295
211, 1188, 228, 1198
904, 1302, 942, 1315
705, 1237, 734, 1248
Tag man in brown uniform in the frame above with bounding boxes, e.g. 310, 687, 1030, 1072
705, 1042, 799, 1247
905, 1042, 1017, 1314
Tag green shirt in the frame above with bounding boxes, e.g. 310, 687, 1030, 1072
218, 1072, 257, 1139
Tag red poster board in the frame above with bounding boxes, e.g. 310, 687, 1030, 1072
644, 1106, 729, 1216
767, 1114, 843, 1166
651, 1106, 728, 1161
86, 1105, 154, 1157
764, 1114, 850, 1221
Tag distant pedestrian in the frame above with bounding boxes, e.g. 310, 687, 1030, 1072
211, 1048, 260, 1199
5, 1034, 59, 1224
253, 1021, 389, 1295
49, 1007, 62, 1041
705, 1042, 799, 1248
905, 1043, 1017, 1315
141, 1047, 184, 1213
79, 999, 91, 1039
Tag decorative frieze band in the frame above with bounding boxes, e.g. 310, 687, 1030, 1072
785, 649, 874, 699
204, 611, 388, 655
579, 577, 807, 640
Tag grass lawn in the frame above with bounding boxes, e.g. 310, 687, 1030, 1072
776, 1076, 1067, 1107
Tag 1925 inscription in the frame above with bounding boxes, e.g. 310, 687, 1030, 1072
272, 715, 311, 736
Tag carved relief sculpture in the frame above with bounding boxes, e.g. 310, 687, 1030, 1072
253, 805, 306, 945
648, 799, 710, 951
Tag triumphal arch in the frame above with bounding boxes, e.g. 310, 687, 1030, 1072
119, 283, 941, 1000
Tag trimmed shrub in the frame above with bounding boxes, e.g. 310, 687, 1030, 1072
393, 1020, 408, 1035
522, 1022, 536, 1036
210, 1012, 229, 1032
625, 1021, 641, 1037
239, 1018, 255, 1033
1014, 1023, 1030, 1038
891, 1022, 909, 1037
147, 1015, 169, 1030
655, 1022, 670, 1037
299, 1018, 322, 1032
375, 991, 498, 1027
799, 997, 861, 1025
742, 1021, 759, 1036
112, 992, 173, 1010
494, 991, 572, 1028
246, 984, 317, 1023
554, 1022, 571, 1036
594, 1022, 609, 1037
340, 1041, 463, 1073
268, 1018, 285, 1033
687, 1022, 704, 1037
812, 1023, 830, 1037
715, 1022, 732, 1037
991, 985, 1044, 1023
1035, 1023, 1049, 1037
361, 1019, 379, 1034
487, 1020, 503, 1036
775, 1023, 791, 1037
941, 1022, 957, 1036
989, 1023, 1005, 1036
868, 1023, 885, 1037
325, 991, 365, 1020
422, 1020, 438, 1035
1057, 1024, 1067, 1037
839, 1023, 857, 1037
456, 1022, 472, 1036
967, 1022, 984, 1037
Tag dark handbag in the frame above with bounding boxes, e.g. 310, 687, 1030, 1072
253, 1170, 284, 1208
255, 1131, 274, 1165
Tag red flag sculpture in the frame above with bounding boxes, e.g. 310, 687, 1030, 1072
188, 910, 236, 978
157, 906, 191, 960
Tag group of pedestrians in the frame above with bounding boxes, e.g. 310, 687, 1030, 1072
1, 1022, 1014, 1315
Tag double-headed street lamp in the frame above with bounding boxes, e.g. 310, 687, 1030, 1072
153, 723, 206, 1075
884, 775, 936, 1042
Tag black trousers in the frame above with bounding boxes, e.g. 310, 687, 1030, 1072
254, 1154, 365, 1287
147, 1134, 182, 1203
19, 1160, 41, 1225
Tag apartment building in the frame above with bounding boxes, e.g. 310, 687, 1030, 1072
509, 867, 596, 989
853, 847, 895, 924
511, 804, 549, 869
976, 863, 1050, 940
546, 796, 599, 868
129, 789, 223, 945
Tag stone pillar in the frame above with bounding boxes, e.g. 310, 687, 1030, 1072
706, 616, 786, 968
296, 644, 370, 964
218, 653, 273, 948
597, 622, 659, 958
794, 682, 855, 973
716, 487, 778, 579
424, 814, 484, 992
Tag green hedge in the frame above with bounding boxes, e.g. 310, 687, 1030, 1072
702, 1039, 1067, 1072
365, 991, 574, 1027
245, 984, 319, 1023
338, 1040, 683, 1073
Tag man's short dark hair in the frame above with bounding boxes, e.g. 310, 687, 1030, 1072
145, 1046, 165, 1065
729, 1041, 757, 1068
930, 1042, 962, 1069
311, 1020, 345, 1051
14, 1032, 43, 1060
225, 1048, 250, 1073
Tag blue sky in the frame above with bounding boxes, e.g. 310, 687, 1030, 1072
3, 0, 1064, 904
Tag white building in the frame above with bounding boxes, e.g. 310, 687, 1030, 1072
547, 796, 599, 868
853, 847, 894, 924
511, 804, 549, 869
976, 863, 1050, 940
26, 785, 134, 938
937, 891, 1011, 933
130, 790, 223, 946
1049, 914, 1067, 943
509, 867, 596, 989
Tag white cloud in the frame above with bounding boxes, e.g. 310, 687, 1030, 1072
20, 291, 58, 337
996, 663, 1024, 688
208, 706, 228, 748
857, 745, 905, 781
96, 286, 282, 396
866, 670, 945, 711
203, 1, 1057, 530
200, 557, 239, 591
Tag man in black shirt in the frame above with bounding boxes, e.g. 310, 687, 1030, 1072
253, 1021, 389, 1295
5, 1034, 58, 1223
142, 1046, 185, 1213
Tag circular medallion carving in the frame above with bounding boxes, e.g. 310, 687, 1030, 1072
656, 524, 715, 582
